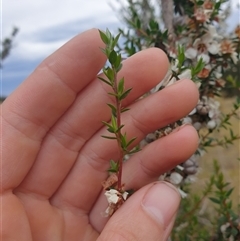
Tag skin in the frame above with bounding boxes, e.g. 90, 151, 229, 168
1, 28, 199, 241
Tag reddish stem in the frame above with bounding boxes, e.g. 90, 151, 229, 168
113, 68, 124, 192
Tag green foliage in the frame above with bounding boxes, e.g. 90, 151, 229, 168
1, 27, 19, 67
172, 160, 239, 240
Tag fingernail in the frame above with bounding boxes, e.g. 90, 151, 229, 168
142, 181, 181, 228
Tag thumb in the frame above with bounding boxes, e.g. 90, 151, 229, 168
97, 181, 181, 241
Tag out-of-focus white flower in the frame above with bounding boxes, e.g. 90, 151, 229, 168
207, 120, 217, 129
185, 26, 221, 65
220, 222, 230, 233
194, 7, 212, 23
208, 98, 221, 127
194, 35, 220, 55
185, 47, 197, 59
220, 39, 238, 64
171, 59, 179, 72
198, 53, 210, 64
183, 116, 192, 124
189, 107, 197, 115
169, 68, 192, 86
214, 66, 223, 79
184, 175, 197, 183
170, 172, 183, 185
178, 188, 188, 198
178, 69, 192, 79
193, 122, 202, 130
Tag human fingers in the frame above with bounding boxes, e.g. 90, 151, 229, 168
51, 79, 198, 217
2, 28, 106, 191
122, 125, 199, 188
90, 124, 198, 231
16, 48, 169, 200
97, 182, 181, 241
1, 28, 107, 241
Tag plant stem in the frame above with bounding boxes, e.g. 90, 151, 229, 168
113, 66, 124, 192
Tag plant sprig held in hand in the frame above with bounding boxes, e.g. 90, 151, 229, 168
98, 29, 138, 216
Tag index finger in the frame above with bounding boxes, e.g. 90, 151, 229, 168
2, 29, 106, 191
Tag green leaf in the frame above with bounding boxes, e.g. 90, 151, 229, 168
209, 197, 220, 204
108, 92, 118, 98
196, 0, 204, 5
108, 159, 119, 173
120, 133, 127, 148
192, 58, 204, 76
101, 135, 117, 140
105, 28, 112, 40
121, 107, 130, 113
149, 19, 159, 30
98, 30, 109, 44
177, 45, 185, 68
107, 103, 117, 116
126, 137, 137, 148
225, 187, 234, 197
118, 78, 125, 95
135, 18, 141, 29
116, 63, 123, 72
111, 115, 117, 131
98, 76, 112, 87
103, 67, 114, 82
115, 54, 122, 70
112, 33, 121, 48
109, 50, 117, 65
128, 147, 141, 155
230, 227, 239, 237
119, 88, 132, 100
214, 1, 221, 10
102, 121, 115, 133
116, 124, 125, 132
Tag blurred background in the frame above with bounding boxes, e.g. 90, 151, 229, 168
1, 0, 239, 98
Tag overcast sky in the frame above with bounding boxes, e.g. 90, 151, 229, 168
1, 0, 124, 96
1, 0, 240, 97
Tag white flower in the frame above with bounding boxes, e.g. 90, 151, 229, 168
185, 47, 198, 59
184, 175, 197, 183
122, 191, 129, 200
193, 122, 202, 130
178, 69, 192, 79
105, 189, 120, 204
188, 107, 197, 115
208, 98, 221, 127
230, 51, 238, 65
214, 66, 223, 79
182, 116, 192, 124
207, 25, 222, 40
178, 188, 188, 198
198, 53, 210, 64
170, 172, 183, 185
220, 222, 230, 233
220, 39, 238, 64
207, 120, 217, 129
171, 59, 179, 72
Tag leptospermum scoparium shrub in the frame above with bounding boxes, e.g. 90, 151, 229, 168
100, 0, 240, 240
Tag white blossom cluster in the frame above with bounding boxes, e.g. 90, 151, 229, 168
143, 1, 240, 193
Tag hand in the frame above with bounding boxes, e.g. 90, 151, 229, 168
2, 29, 199, 241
